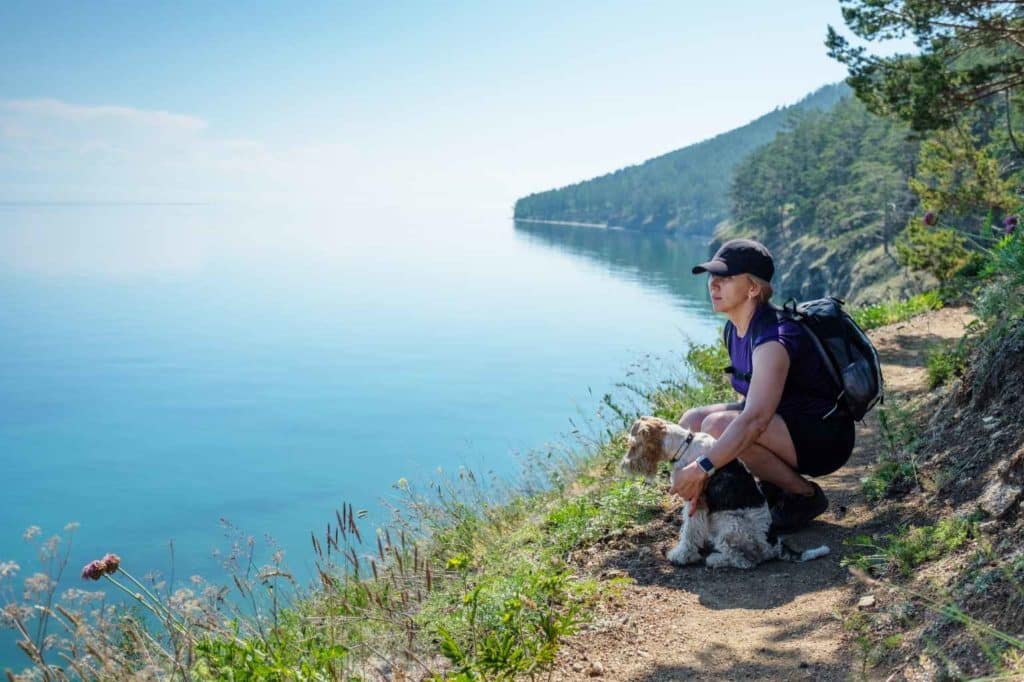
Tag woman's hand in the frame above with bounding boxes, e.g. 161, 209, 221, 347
669, 462, 708, 515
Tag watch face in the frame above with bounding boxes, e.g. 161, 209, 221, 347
698, 456, 714, 473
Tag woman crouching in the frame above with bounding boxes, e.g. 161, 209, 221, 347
671, 239, 855, 531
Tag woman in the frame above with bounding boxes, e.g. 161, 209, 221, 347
670, 239, 855, 531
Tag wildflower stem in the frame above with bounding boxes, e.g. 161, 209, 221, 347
117, 568, 184, 630
103, 574, 187, 637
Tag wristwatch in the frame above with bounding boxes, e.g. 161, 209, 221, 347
695, 455, 716, 477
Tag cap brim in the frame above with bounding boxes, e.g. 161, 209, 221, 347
691, 260, 731, 276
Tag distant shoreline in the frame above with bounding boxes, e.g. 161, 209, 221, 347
512, 217, 627, 231
513, 217, 715, 242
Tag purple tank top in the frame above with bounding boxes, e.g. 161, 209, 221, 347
727, 304, 836, 418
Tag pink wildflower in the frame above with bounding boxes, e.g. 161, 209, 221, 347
81, 553, 122, 581
1005, 215, 1018, 235
101, 553, 121, 574
81, 560, 105, 581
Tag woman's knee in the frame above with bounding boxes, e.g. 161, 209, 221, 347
701, 411, 737, 438
678, 407, 707, 431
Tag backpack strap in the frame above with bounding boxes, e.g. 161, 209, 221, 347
723, 319, 754, 383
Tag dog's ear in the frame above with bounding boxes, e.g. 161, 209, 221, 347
632, 419, 666, 477
629, 418, 644, 438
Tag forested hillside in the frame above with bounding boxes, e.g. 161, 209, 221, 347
720, 95, 928, 304
513, 83, 849, 234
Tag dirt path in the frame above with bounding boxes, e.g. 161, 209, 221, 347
552, 306, 975, 681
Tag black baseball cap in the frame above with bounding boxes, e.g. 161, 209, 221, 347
691, 238, 774, 282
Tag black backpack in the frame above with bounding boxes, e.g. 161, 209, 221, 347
723, 297, 884, 422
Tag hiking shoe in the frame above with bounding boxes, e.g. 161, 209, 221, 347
757, 480, 784, 508
771, 481, 828, 532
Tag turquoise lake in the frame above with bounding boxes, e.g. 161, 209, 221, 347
0, 205, 720, 665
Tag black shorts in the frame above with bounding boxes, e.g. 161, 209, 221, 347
779, 411, 855, 477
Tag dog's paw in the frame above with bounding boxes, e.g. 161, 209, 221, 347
666, 544, 701, 566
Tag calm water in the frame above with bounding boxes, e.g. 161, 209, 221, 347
0, 205, 718, 665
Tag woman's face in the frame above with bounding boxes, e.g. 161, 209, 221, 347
707, 273, 755, 313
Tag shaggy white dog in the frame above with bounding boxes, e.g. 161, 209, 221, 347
621, 416, 829, 569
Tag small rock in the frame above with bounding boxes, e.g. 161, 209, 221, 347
858, 595, 876, 609
588, 662, 605, 677
980, 519, 1000, 534
979, 480, 1023, 518
572, 662, 584, 672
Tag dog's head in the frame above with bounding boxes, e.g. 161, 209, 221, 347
621, 416, 670, 478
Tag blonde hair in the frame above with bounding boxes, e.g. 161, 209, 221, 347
746, 274, 773, 304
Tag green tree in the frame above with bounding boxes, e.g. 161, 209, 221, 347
909, 128, 1017, 215
826, 0, 1024, 150
894, 220, 971, 279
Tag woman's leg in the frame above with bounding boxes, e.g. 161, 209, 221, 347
678, 402, 744, 432
699, 411, 814, 496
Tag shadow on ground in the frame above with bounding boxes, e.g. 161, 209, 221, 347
582, 514, 855, 611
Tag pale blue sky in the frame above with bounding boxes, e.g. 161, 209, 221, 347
0, 1, 911, 215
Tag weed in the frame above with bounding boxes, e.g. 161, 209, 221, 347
861, 400, 922, 500
861, 458, 917, 502
925, 339, 970, 388
844, 611, 905, 678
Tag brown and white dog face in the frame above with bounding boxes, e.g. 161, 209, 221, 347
621, 416, 671, 478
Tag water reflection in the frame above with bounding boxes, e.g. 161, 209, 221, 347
512, 220, 715, 307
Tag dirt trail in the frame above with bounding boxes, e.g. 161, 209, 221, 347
552, 306, 975, 681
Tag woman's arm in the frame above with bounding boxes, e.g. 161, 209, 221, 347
670, 341, 790, 503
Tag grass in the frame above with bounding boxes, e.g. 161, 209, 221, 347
844, 516, 976, 577
850, 290, 945, 331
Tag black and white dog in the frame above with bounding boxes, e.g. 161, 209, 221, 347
621, 416, 829, 569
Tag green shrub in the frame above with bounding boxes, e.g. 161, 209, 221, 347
861, 457, 916, 502
976, 232, 1024, 322
850, 290, 944, 331
895, 222, 971, 281
432, 568, 581, 681
925, 341, 969, 388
